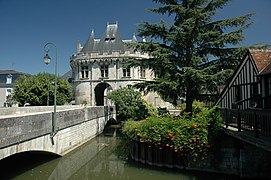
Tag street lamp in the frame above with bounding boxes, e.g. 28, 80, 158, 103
43, 42, 58, 145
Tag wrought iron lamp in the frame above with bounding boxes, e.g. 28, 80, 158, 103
43, 42, 58, 145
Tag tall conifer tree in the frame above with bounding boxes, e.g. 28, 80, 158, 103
128, 0, 253, 114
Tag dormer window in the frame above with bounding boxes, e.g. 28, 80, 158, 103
105, 37, 115, 42
6, 74, 12, 84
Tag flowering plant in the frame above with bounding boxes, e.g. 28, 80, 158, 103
122, 106, 222, 161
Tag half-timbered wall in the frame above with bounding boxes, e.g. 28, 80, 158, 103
217, 54, 259, 110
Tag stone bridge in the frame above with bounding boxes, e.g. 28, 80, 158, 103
0, 105, 116, 161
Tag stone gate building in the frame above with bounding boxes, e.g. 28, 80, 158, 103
70, 23, 171, 107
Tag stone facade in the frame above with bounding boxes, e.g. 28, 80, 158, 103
70, 23, 172, 108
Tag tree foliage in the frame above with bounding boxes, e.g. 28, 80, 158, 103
13, 73, 72, 106
122, 106, 222, 162
107, 87, 149, 121
126, 0, 254, 114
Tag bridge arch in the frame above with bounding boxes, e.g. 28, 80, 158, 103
94, 82, 113, 106
1, 150, 60, 162
0, 106, 116, 161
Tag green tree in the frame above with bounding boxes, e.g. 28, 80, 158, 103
13, 73, 72, 106
127, 0, 253, 114
108, 87, 149, 121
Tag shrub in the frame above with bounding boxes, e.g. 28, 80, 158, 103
108, 87, 149, 121
180, 100, 207, 114
203, 106, 223, 146
122, 106, 222, 161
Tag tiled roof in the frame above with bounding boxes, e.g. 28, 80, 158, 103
249, 49, 271, 74
259, 62, 271, 75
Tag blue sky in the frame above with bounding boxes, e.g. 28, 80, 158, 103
0, 0, 270, 75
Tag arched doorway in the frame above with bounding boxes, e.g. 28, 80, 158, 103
94, 83, 112, 106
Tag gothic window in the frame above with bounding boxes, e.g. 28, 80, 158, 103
101, 65, 109, 78
123, 67, 130, 77
140, 67, 146, 78
81, 65, 89, 79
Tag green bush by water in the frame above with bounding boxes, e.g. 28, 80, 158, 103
122, 106, 222, 161
108, 87, 151, 121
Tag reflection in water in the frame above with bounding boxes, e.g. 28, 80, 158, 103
0, 152, 60, 180
1, 127, 237, 180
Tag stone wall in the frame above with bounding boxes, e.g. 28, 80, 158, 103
0, 105, 82, 116
129, 132, 271, 179
240, 141, 271, 178
0, 106, 115, 160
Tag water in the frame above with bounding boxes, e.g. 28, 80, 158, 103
0, 127, 237, 180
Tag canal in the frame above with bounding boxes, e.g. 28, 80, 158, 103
1, 126, 237, 180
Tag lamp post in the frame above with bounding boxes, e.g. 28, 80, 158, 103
43, 42, 58, 145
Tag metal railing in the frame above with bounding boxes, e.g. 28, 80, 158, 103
221, 108, 271, 137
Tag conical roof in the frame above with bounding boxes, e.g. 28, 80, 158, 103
81, 30, 96, 53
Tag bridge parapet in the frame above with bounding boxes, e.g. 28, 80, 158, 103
0, 105, 82, 116
0, 105, 116, 160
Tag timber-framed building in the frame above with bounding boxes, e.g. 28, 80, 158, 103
216, 49, 271, 110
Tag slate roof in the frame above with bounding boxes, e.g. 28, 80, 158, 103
61, 70, 72, 82
0, 70, 27, 75
81, 23, 136, 53
0, 70, 30, 84
250, 49, 271, 75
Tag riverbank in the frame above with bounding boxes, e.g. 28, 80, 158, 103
0, 125, 243, 180
128, 131, 271, 179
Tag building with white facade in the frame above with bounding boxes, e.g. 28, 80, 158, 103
70, 23, 171, 107
0, 70, 29, 107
